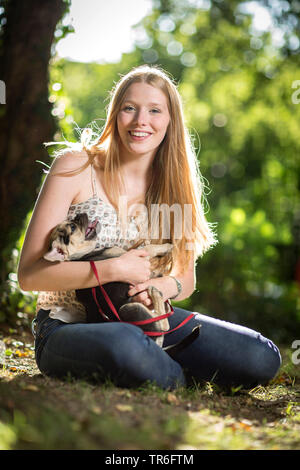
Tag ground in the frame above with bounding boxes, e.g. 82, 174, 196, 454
0, 323, 299, 450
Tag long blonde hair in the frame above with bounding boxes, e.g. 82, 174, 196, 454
51, 65, 217, 273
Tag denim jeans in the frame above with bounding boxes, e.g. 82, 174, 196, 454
33, 307, 281, 390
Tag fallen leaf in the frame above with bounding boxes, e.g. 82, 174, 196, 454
239, 420, 253, 431
15, 349, 29, 357
91, 405, 102, 415
8, 366, 26, 373
166, 392, 179, 405
116, 390, 132, 398
231, 420, 253, 432
23, 384, 39, 392
272, 373, 294, 386
115, 404, 133, 412
12, 341, 24, 348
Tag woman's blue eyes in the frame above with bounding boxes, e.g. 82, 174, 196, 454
123, 106, 161, 113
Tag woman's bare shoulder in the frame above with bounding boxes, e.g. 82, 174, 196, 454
50, 148, 90, 174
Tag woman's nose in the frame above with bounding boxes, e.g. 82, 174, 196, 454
134, 108, 148, 126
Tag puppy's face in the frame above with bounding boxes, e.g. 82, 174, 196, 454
44, 213, 100, 261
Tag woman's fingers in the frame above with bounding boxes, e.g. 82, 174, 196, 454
129, 288, 153, 307
128, 283, 147, 297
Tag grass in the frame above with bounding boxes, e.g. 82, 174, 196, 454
0, 324, 299, 450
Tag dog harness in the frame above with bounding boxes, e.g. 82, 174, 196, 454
90, 261, 195, 338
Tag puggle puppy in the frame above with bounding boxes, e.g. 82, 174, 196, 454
44, 213, 173, 347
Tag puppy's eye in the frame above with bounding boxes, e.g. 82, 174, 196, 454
70, 223, 76, 233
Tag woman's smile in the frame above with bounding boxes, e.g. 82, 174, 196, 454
128, 129, 152, 141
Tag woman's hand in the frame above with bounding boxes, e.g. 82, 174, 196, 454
113, 249, 152, 285
127, 276, 177, 309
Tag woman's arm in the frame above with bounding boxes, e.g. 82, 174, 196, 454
17, 153, 151, 291
18, 152, 103, 291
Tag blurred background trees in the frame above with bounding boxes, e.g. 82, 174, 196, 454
0, 0, 73, 323
1, 0, 299, 343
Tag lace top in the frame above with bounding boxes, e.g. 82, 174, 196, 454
36, 166, 140, 323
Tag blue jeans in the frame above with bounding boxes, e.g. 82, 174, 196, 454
33, 308, 281, 390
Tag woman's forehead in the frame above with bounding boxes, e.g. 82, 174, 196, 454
122, 82, 168, 106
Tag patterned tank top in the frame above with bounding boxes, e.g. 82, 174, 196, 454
36, 166, 141, 323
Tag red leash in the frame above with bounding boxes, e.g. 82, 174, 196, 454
90, 261, 195, 337
90, 261, 121, 321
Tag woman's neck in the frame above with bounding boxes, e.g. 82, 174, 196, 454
119, 154, 154, 200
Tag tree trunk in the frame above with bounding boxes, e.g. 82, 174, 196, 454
0, 0, 67, 283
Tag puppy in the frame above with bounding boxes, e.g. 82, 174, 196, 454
44, 213, 173, 347
44, 214, 101, 262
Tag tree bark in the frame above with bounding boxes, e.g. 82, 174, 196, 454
0, 0, 67, 283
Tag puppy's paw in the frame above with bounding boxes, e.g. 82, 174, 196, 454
147, 285, 163, 298
119, 303, 163, 334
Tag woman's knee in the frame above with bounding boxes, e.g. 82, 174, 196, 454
178, 315, 282, 389
212, 334, 281, 390
251, 335, 282, 385
39, 322, 151, 384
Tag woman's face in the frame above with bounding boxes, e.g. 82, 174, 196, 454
117, 82, 170, 161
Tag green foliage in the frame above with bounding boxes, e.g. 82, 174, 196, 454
1, 211, 37, 326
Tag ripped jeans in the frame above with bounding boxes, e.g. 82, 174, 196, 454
33, 307, 281, 390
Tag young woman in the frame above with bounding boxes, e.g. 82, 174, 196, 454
17, 65, 281, 390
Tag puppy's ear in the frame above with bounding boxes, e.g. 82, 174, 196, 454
85, 219, 101, 240
73, 213, 88, 229
44, 247, 65, 262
